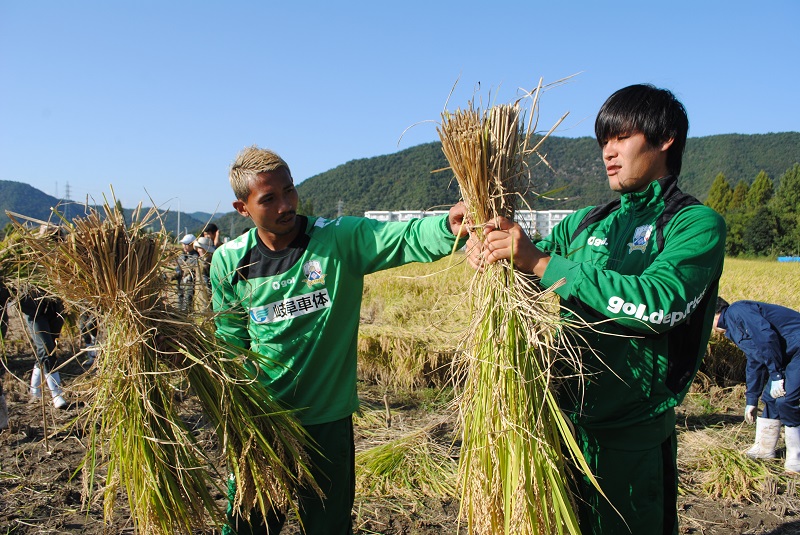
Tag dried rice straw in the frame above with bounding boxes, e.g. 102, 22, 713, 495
8, 198, 315, 534
438, 80, 599, 535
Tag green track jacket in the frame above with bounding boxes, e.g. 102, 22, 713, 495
537, 176, 726, 448
210, 214, 461, 426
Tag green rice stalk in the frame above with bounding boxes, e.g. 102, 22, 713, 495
438, 84, 599, 535
356, 426, 458, 499
357, 330, 453, 389
9, 199, 315, 533
679, 428, 780, 503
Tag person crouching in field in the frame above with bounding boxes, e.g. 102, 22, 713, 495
465, 84, 727, 534
210, 145, 467, 535
713, 297, 800, 473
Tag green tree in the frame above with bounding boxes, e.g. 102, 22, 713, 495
724, 210, 749, 256
743, 206, 777, 256
298, 199, 315, 216
704, 173, 732, 215
746, 171, 774, 211
774, 212, 800, 255
729, 180, 749, 212
771, 163, 800, 215
767, 164, 800, 255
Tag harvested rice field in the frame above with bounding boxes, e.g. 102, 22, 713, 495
1, 256, 799, 534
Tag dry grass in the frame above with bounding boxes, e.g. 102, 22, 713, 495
356, 425, 458, 500
719, 257, 800, 309
679, 425, 798, 504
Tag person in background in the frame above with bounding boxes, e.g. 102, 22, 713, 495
713, 297, 800, 473
466, 84, 726, 534
0, 279, 12, 428
192, 236, 216, 314
174, 233, 199, 313
17, 225, 70, 410
203, 222, 223, 248
19, 286, 68, 409
79, 310, 100, 368
0, 279, 10, 340
211, 145, 467, 535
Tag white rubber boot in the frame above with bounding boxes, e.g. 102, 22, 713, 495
30, 365, 42, 398
746, 417, 781, 459
0, 394, 8, 430
45, 371, 67, 409
785, 425, 800, 473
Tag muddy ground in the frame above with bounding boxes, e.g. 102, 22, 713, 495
1, 312, 799, 534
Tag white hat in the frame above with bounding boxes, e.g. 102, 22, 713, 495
194, 236, 216, 254
180, 233, 196, 245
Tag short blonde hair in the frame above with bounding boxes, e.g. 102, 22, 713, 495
229, 146, 292, 201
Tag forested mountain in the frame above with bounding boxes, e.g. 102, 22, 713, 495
2, 133, 799, 237
297, 132, 800, 218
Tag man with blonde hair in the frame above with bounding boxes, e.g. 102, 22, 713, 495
211, 145, 467, 534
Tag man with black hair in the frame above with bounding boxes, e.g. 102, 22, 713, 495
713, 297, 800, 473
468, 84, 726, 534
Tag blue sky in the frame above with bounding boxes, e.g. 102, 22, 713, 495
1, 1, 798, 215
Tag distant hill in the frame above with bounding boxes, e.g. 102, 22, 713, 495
0, 181, 64, 227
296, 132, 800, 218
3, 132, 799, 233
0, 180, 205, 239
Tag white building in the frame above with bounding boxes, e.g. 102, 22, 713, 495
364, 209, 574, 238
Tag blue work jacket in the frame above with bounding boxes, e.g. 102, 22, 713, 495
718, 300, 800, 406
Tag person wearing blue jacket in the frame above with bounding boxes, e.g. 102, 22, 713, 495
713, 297, 800, 472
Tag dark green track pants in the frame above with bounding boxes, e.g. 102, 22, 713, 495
223, 416, 355, 535
574, 428, 679, 535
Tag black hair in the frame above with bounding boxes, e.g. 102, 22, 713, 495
204, 223, 219, 234
715, 297, 730, 315
595, 84, 689, 176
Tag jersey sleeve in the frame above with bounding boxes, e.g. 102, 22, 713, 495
336, 214, 463, 275
210, 249, 250, 350
540, 205, 726, 335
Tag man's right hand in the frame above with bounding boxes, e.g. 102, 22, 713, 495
744, 404, 758, 424
481, 217, 550, 277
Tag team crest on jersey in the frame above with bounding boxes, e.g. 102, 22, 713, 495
627, 224, 653, 254
302, 260, 326, 287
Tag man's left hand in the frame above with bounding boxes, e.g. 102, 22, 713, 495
447, 202, 469, 238
770, 379, 786, 398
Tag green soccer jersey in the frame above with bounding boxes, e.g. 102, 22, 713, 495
537, 176, 727, 448
211, 214, 460, 425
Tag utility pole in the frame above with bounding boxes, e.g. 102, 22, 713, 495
337, 200, 344, 218
64, 182, 71, 221
176, 199, 181, 240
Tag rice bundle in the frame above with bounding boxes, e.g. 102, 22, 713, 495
9, 202, 314, 534
356, 426, 458, 500
437, 83, 596, 535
